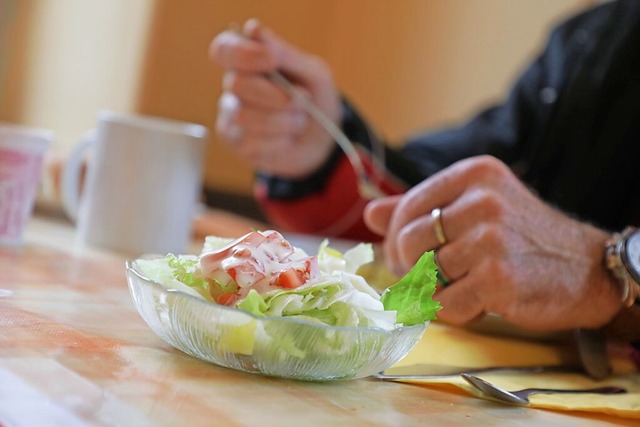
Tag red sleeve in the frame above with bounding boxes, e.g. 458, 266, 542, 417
254, 149, 407, 242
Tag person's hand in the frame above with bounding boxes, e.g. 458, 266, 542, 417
364, 155, 623, 331
209, 19, 340, 178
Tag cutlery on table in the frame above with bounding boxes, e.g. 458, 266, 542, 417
374, 363, 581, 380
461, 373, 627, 405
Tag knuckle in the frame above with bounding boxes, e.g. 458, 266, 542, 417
468, 155, 510, 180
467, 187, 507, 222
481, 191, 506, 221
476, 224, 507, 254
482, 257, 510, 286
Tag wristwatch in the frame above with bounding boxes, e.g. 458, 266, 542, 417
605, 227, 640, 307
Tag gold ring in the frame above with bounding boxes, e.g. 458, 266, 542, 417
431, 208, 447, 246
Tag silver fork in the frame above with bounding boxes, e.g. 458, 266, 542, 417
461, 373, 627, 405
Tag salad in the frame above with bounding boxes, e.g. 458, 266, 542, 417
136, 229, 441, 330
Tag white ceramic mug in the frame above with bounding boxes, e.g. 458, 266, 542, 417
62, 110, 208, 255
0, 124, 53, 246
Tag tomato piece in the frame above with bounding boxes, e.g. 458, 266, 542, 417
273, 268, 306, 289
225, 265, 266, 288
216, 292, 239, 306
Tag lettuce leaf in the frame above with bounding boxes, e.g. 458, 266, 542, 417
236, 272, 397, 330
380, 251, 441, 326
317, 240, 374, 275
136, 255, 213, 301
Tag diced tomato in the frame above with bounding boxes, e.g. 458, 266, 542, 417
225, 265, 266, 288
273, 268, 306, 289
216, 292, 239, 306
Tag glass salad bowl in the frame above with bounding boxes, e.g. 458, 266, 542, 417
126, 258, 428, 381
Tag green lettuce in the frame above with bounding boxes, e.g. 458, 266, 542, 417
136, 255, 213, 302
236, 277, 396, 330
381, 251, 442, 326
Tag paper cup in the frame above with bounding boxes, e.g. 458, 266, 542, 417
0, 125, 53, 246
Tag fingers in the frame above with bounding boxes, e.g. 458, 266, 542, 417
211, 19, 340, 178
216, 92, 242, 141
223, 71, 298, 110
434, 222, 509, 283
209, 19, 293, 74
211, 19, 326, 89
386, 156, 506, 242
383, 156, 513, 273
217, 93, 308, 140
210, 29, 276, 72
381, 166, 463, 272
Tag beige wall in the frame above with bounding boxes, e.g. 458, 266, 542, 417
0, 0, 154, 148
1, 0, 593, 197
0, 0, 30, 123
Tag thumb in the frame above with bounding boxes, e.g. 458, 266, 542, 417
364, 195, 402, 237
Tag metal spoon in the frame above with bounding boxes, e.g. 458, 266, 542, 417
461, 373, 626, 405
375, 363, 581, 380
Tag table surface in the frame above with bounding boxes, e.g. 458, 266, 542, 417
0, 213, 635, 427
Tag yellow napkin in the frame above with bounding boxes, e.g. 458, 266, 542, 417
391, 322, 640, 419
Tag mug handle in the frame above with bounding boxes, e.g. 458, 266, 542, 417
61, 130, 95, 222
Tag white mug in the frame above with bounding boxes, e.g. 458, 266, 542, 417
0, 124, 53, 246
62, 110, 207, 255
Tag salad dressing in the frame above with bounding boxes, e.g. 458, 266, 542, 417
200, 230, 320, 300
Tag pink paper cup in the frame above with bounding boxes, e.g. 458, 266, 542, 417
0, 125, 53, 246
